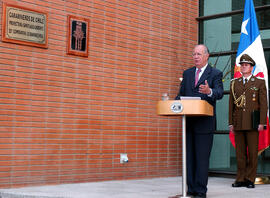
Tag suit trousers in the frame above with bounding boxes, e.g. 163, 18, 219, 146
186, 131, 213, 194
234, 130, 259, 182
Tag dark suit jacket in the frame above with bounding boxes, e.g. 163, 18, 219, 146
175, 65, 224, 133
229, 76, 267, 130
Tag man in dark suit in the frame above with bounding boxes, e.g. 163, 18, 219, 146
175, 44, 224, 198
229, 54, 267, 189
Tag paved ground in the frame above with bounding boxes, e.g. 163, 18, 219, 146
0, 176, 269, 198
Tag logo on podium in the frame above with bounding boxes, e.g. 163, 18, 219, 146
170, 102, 183, 113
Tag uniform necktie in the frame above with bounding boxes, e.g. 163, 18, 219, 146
244, 78, 248, 86
195, 68, 201, 86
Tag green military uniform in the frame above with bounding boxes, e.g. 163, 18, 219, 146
229, 55, 267, 184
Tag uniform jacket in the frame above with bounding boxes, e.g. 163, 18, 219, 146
175, 64, 224, 133
229, 75, 267, 130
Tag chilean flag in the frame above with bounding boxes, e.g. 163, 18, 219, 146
229, 0, 270, 153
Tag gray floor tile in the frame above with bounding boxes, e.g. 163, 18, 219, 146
0, 177, 269, 198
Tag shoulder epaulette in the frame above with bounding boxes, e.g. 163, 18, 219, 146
230, 77, 239, 82
255, 76, 265, 80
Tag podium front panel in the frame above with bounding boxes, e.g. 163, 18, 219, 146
157, 100, 213, 116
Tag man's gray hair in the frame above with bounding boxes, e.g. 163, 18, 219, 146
195, 44, 209, 54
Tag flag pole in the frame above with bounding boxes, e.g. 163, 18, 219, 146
255, 176, 270, 184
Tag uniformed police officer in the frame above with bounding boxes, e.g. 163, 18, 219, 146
229, 54, 267, 188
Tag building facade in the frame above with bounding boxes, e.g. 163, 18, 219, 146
1, 0, 270, 189
0, 0, 198, 188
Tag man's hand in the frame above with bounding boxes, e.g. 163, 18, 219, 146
199, 80, 211, 95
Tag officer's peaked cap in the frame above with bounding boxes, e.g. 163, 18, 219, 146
239, 54, 256, 66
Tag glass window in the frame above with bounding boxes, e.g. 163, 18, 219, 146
199, 0, 270, 175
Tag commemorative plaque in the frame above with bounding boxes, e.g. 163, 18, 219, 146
67, 15, 89, 57
2, 3, 48, 48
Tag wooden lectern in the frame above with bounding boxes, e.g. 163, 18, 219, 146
157, 100, 213, 198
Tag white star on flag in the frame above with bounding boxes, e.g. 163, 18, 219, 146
241, 18, 249, 35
